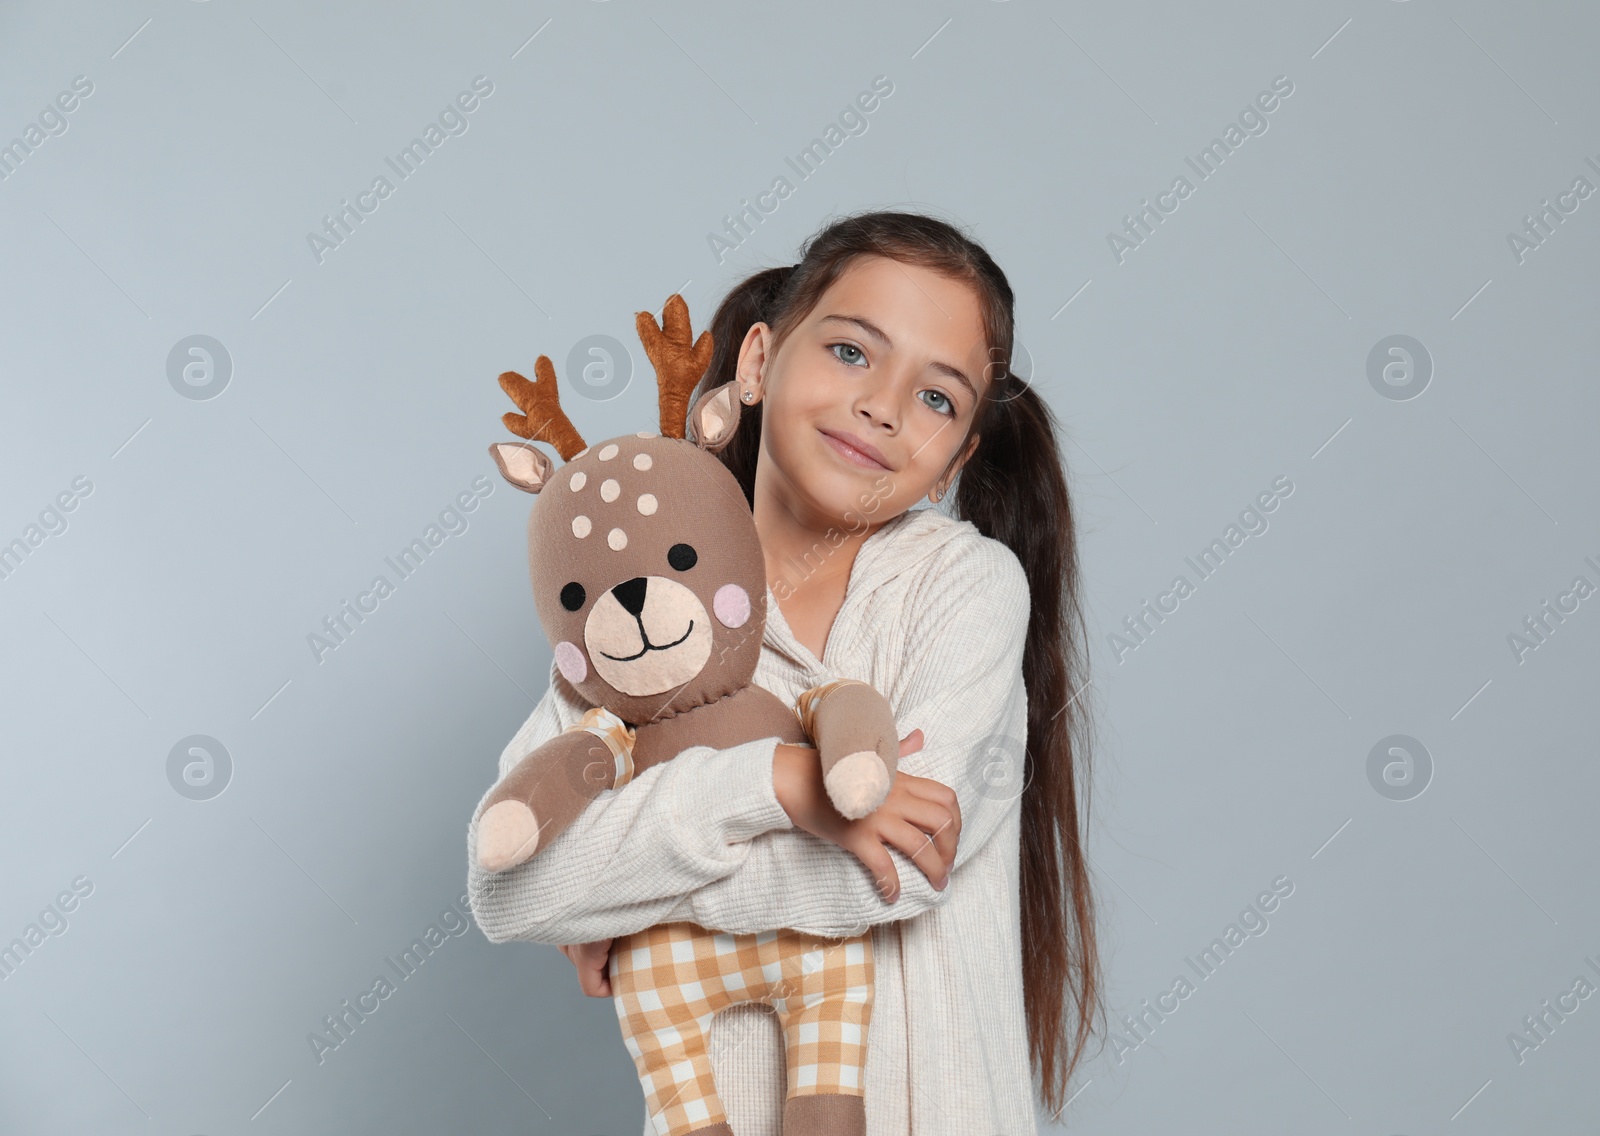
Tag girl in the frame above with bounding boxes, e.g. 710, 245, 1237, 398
467, 210, 1103, 1134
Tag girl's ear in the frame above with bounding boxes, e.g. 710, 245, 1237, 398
687, 381, 745, 453
957, 430, 981, 472
489, 441, 555, 493
933, 431, 981, 499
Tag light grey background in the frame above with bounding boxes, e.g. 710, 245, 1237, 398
2, 0, 1595, 1132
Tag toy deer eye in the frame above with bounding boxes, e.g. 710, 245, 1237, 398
667, 543, 697, 571
560, 582, 586, 612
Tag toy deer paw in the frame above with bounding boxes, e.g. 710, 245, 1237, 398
477, 800, 543, 872
824, 750, 892, 820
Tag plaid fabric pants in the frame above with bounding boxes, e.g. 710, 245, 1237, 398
609, 921, 874, 1136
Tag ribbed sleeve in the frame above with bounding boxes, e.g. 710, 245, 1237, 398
684, 539, 1031, 937
465, 660, 795, 946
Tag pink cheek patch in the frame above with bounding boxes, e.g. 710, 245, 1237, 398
554, 641, 587, 685
714, 583, 752, 628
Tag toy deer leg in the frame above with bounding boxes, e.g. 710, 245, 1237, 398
783, 1094, 865, 1136
774, 930, 873, 1136
611, 924, 736, 1136
796, 679, 900, 820
474, 707, 636, 872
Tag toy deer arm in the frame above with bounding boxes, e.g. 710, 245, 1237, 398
465, 663, 796, 946
796, 679, 900, 820
474, 707, 638, 872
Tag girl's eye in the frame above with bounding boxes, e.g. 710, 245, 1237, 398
830, 341, 954, 417
829, 342, 867, 367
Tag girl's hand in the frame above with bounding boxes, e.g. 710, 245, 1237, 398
773, 729, 960, 902
558, 939, 614, 997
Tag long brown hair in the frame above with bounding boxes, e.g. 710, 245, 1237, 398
687, 209, 1105, 1111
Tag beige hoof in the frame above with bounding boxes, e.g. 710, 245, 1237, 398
825, 750, 891, 819
477, 800, 542, 872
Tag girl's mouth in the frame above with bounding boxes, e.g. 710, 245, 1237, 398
818, 428, 890, 471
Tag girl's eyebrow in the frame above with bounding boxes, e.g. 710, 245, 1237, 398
818, 313, 977, 398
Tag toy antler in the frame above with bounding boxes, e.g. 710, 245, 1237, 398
636, 293, 714, 440
497, 357, 587, 461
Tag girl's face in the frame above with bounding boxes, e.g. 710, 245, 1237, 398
736, 255, 993, 526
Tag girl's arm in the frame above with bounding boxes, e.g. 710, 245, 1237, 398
467, 537, 1029, 945
681, 541, 1031, 938
465, 659, 794, 946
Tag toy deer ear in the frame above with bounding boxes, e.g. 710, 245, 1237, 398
489, 442, 555, 493
686, 381, 744, 453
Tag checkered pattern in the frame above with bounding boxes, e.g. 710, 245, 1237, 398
610, 921, 874, 1136
794, 678, 870, 739
568, 705, 636, 790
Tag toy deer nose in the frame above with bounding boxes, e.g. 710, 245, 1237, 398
611, 576, 649, 616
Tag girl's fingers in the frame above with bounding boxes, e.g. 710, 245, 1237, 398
880, 817, 953, 890
851, 838, 901, 903
563, 940, 613, 997
899, 728, 924, 758
908, 809, 953, 883
566, 949, 599, 996
582, 951, 611, 997
891, 794, 959, 871
896, 774, 962, 846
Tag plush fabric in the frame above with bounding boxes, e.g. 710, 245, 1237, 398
466, 506, 1037, 1136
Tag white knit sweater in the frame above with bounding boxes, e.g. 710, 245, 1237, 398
466, 506, 1038, 1135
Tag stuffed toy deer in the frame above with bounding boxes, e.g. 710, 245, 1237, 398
474, 294, 900, 1136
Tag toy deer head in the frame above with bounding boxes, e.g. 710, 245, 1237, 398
488, 294, 764, 727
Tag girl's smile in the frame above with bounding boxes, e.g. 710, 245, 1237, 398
817, 426, 893, 471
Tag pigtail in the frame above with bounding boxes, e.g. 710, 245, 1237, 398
954, 375, 1106, 1111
